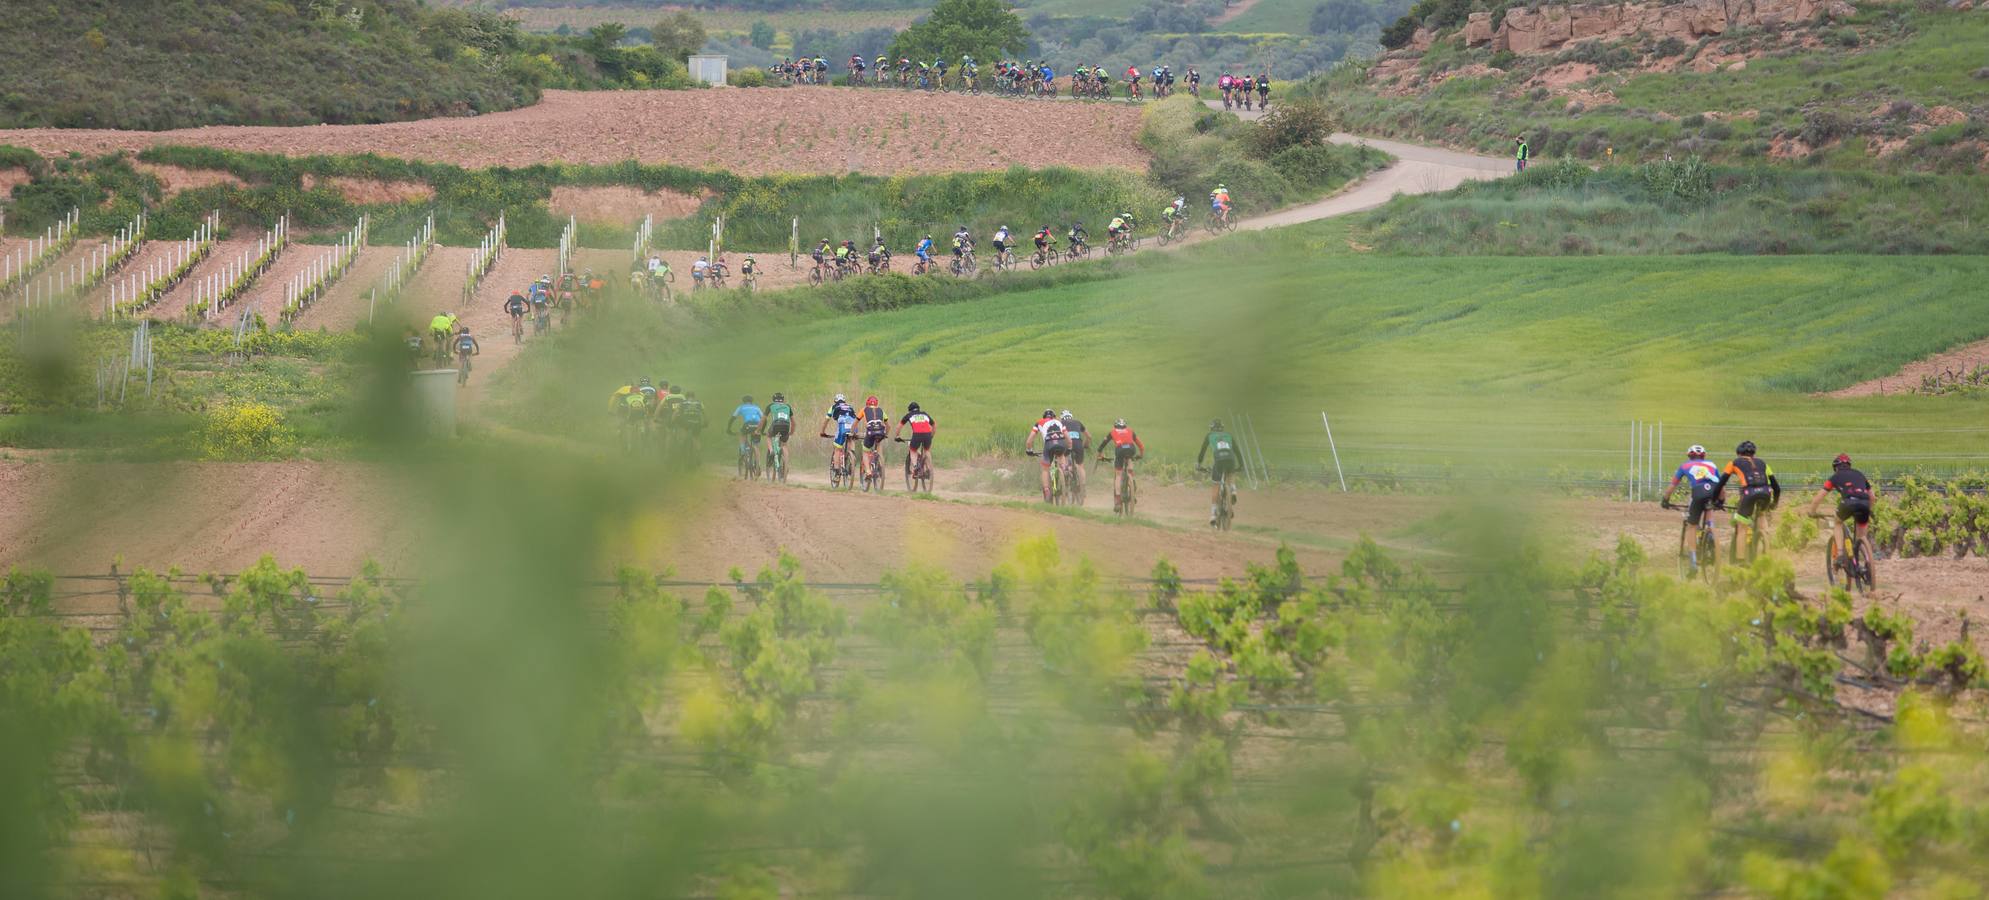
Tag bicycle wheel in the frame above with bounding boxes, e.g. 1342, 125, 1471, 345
1123, 474, 1137, 517
809, 268, 824, 287
1696, 528, 1719, 580
1824, 534, 1843, 590
1853, 535, 1877, 594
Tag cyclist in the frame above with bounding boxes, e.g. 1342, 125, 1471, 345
1039, 62, 1055, 94
453, 325, 480, 385
741, 255, 758, 285
428, 311, 458, 357
1033, 225, 1056, 261
868, 238, 891, 272
1106, 212, 1131, 250
818, 394, 859, 476
763, 392, 795, 469
812, 238, 831, 273
951, 226, 973, 267
914, 233, 935, 271
849, 54, 865, 83
1196, 420, 1241, 524
1024, 408, 1072, 503
1067, 221, 1088, 254
991, 225, 1012, 264
1159, 203, 1183, 237
860, 395, 890, 481
1659, 444, 1723, 560
503, 290, 529, 340
1186, 67, 1201, 95
1125, 64, 1141, 98
674, 391, 707, 461
1060, 410, 1090, 495
1095, 418, 1145, 512
896, 401, 936, 479
1803, 453, 1876, 542
691, 255, 710, 288
728, 394, 764, 466
1210, 184, 1232, 224
1716, 440, 1781, 561
1256, 71, 1270, 107
403, 327, 425, 368
532, 286, 552, 333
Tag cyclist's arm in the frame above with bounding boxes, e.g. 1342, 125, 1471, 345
1769, 472, 1782, 505
1712, 470, 1733, 499
1659, 475, 1682, 505
1196, 437, 1209, 466
1804, 486, 1832, 517
726, 414, 738, 434
818, 417, 832, 437
1024, 427, 1038, 452
1134, 434, 1146, 457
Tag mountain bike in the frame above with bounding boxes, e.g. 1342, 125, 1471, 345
1662, 499, 1724, 581
765, 433, 789, 483
808, 261, 829, 287
620, 415, 649, 455
949, 249, 977, 277
649, 268, 674, 302
1198, 466, 1237, 531
707, 264, 729, 290
914, 256, 941, 276
1814, 512, 1877, 595
1030, 246, 1055, 270
824, 436, 854, 490
1098, 455, 1139, 516
1206, 208, 1236, 235
741, 268, 758, 292
1026, 450, 1067, 505
896, 437, 933, 492
533, 306, 551, 337
1158, 217, 1184, 246
732, 427, 762, 480
509, 311, 525, 344
455, 349, 475, 386
1065, 240, 1090, 263
860, 438, 886, 492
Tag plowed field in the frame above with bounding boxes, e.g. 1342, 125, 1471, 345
0, 88, 1148, 176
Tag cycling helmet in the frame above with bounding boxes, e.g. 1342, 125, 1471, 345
907, 401, 921, 412
771, 392, 784, 402
1043, 408, 1057, 418
1114, 418, 1127, 428
1060, 409, 1073, 419
1687, 444, 1706, 459
835, 393, 846, 402
958, 225, 967, 231
460, 325, 471, 333
741, 395, 753, 404
865, 395, 879, 407
1834, 453, 1853, 469
1210, 419, 1223, 430
639, 377, 651, 386
1736, 440, 1757, 456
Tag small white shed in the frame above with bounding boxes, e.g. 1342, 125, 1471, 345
688, 55, 728, 87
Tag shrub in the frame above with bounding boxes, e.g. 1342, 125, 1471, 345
1246, 99, 1337, 158
728, 67, 770, 88
202, 402, 297, 460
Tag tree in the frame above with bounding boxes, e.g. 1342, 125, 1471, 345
650, 11, 708, 63
1309, 0, 1373, 35
887, 0, 1030, 64
748, 20, 775, 51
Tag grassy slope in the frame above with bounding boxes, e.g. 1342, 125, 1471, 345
0, 0, 533, 130
1217, 0, 1318, 35
508, 221, 1989, 484
1317, 8, 1989, 170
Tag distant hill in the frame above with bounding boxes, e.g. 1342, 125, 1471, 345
1302, 1, 1989, 171
0, 0, 540, 130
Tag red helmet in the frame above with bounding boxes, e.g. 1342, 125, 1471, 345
865, 395, 879, 407
1833, 453, 1852, 468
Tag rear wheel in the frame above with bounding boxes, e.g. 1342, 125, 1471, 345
1695, 528, 1719, 581
1852, 534, 1877, 594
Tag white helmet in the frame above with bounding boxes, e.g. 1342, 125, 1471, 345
1060, 409, 1073, 418
1687, 444, 1707, 459
835, 393, 846, 402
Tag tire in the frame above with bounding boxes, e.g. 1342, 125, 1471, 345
1824, 535, 1843, 590
1696, 529, 1719, 581
1853, 536, 1877, 593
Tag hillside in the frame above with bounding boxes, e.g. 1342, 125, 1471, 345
494, 221, 1989, 484
1306, 1, 1989, 170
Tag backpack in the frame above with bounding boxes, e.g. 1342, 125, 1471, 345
677, 401, 705, 428
624, 392, 648, 410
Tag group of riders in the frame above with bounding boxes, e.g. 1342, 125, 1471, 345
804, 187, 1237, 283
787, 53, 1271, 105
1658, 441, 1877, 567
629, 252, 763, 300
413, 271, 608, 384
611, 377, 712, 460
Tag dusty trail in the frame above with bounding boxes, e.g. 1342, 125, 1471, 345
233, 243, 325, 321
451, 248, 563, 412
291, 245, 398, 331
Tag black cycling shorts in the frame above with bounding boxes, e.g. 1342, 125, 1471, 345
863, 430, 887, 450
1112, 443, 1138, 468
1684, 486, 1718, 527
1837, 498, 1872, 526
1211, 456, 1239, 482
1734, 490, 1773, 522
907, 432, 932, 452
766, 419, 791, 439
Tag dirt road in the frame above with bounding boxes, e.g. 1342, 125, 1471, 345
292, 245, 398, 331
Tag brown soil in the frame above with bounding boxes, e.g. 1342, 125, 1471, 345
551, 185, 705, 224
1529, 62, 1599, 89
0, 89, 1149, 177
133, 162, 247, 197
1210, 0, 1262, 25
238, 243, 335, 321
0, 166, 31, 198
1824, 336, 1989, 397
301, 174, 436, 205
291, 245, 401, 331
146, 239, 258, 323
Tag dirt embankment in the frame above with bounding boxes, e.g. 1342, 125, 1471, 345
0, 89, 1149, 177
1824, 336, 1989, 397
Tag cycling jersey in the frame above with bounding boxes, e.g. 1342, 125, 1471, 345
915, 239, 933, 258
454, 333, 476, 354
505, 294, 527, 315
901, 410, 935, 434
1824, 467, 1872, 500
1036, 416, 1069, 454
1721, 457, 1777, 496
623, 392, 649, 412
733, 403, 763, 426
1675, 459, 1721, 494
1108, 217, 1126, 232
832, 413, 856, 446
827, 400, 856, 422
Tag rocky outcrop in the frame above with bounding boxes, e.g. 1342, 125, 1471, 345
1461, 0, 1856, 55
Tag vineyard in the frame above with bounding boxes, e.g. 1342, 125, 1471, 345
2, 523, 1985, 897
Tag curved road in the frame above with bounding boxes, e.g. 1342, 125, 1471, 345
1206, 100, 1512, 230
